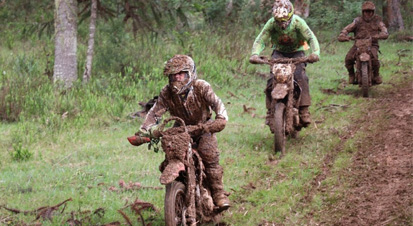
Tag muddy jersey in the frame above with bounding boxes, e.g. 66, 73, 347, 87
251, 15, 320, 56
339, 15, 388, 46
141, 79, 228, 130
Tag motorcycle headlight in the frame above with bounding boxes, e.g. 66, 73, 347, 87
272, 64, 294, 83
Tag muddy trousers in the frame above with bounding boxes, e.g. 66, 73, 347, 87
345, 45, 380, 78
195, 132, 226, 202
265, 50, 311, 112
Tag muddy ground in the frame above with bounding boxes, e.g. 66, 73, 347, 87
312, 83, 413, 225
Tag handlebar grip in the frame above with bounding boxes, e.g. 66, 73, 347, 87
127, 136, 151, 146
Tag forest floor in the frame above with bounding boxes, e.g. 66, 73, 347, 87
308, 81, 412, 225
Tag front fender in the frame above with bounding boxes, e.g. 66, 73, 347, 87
359, 52, 370, 62
160, 160, 185, 185
271, 83, 289, 100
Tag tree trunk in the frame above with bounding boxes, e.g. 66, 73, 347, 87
83, 0, 97, 83
54, 0, 78, 88
294, 0, 310, 18
383, 0, 404, 31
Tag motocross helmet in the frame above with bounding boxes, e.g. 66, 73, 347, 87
164, 55, 197, 95
361, 1, 375, 22
272, 0, 294, 30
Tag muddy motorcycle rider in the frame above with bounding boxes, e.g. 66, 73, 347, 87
338, 1, 389, 85
139, 54, 231, 210
249, 0, 320, 127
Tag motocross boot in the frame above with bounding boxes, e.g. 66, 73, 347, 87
348, 69, 356, 85
265, 110, 272, 126
299, 106, 311, 127
205, 167, 230, 211
373, 70, 383, 85
373, 76, 382, 85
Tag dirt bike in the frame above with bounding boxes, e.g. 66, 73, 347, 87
348, 37, 374, 97
251, 56, 312, 156
127, 116, 223, 226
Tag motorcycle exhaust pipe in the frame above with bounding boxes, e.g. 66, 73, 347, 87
127, 136, 151, 146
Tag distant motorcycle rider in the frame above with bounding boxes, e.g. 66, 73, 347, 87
140, 54, 230, 210
249, 0, 320, 127
338, 1, 389, 85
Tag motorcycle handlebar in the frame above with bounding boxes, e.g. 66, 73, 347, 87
252, 56, 310, 65
128, 117, 205, 147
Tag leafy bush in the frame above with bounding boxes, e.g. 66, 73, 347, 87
10, 142, 33, 162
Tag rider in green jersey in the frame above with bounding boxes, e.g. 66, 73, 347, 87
250, 0, 320, 127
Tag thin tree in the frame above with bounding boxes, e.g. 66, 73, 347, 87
383, 0, 404, 31
83, 0, 97, 83
293, 0, 310, 18
54, 0, 78, 88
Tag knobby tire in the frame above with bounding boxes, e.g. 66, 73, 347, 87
165, 181, 186, 226
361, 62, 369, 97
273, 102, 286, 156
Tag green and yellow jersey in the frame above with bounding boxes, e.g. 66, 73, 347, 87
251, 15, 320, 57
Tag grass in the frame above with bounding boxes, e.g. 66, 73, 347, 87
0, 32, 412, 225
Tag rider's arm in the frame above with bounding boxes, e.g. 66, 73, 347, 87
297, 17, 320, 57
251, 18, 274, 56
199, 80, 228, 133
338, 18, 357, 41
140, 87, 168, 131
375, 21, 389, 40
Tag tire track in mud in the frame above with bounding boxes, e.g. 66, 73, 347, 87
300, 82, 412, 225
299, 114, 365, 204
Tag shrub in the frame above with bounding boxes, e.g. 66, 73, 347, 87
10, 142, 33, 162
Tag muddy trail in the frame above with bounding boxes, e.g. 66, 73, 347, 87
306, 82, 413, 225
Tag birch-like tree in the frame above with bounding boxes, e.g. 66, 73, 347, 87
383, 0, 404, 31
83, 0, 97, 83
54, 0, 78, 88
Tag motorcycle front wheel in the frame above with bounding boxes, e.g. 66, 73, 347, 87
361, 61, 369, 97
273, 102, 286, 156
165, 181, 187, 226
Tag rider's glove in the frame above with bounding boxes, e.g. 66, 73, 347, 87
202, 118, 227, 134
249, 55, 265, 64
338, 35, 350, 42
136, 127, 151, 137
308, 54, 320, 63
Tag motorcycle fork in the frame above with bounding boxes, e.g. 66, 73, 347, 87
185, 148, 197, 224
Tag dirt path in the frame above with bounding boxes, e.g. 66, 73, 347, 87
316, 83, 413, 225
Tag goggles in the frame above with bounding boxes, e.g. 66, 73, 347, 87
274, 12, 293, 22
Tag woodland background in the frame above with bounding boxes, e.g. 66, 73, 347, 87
0, 0, 412, 225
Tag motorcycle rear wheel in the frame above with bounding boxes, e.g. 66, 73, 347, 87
273, 102, 286, 156
361, 61, 369, 97
165, 181, 187, 226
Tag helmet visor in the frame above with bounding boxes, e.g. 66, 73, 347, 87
275, 15, 290, 22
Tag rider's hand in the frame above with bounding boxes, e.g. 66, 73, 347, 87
249, 55, 265, 64
136, 127, 151, 137
308, 54, 320, 63
203, 118, 227, 134
338, 35, 351, 42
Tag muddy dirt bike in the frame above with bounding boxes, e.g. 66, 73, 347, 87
127, 116, 224, 226
251, 56, 313, 156
348, 37, 375, 97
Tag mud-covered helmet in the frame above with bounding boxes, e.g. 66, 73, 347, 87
362, 1, 375, 12
361, 1, 375, 21
272, 0, 294, 29
163, 55, 197, 94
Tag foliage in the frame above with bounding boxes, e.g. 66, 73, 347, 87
10, 142, 33, 162
305, 0, 362, 32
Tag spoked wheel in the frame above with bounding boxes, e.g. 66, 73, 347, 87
361, 62, 369, 97
273, 102, 286, 156
165, 181, 187, 226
